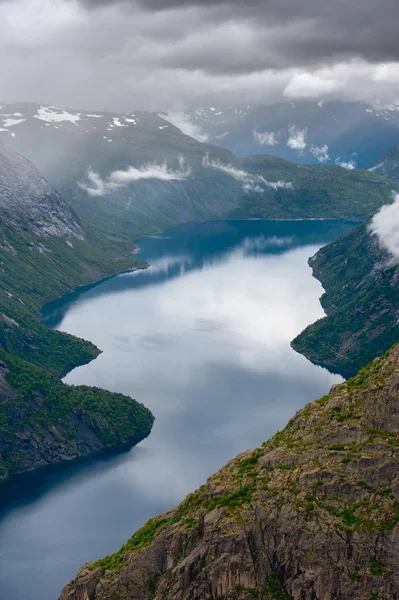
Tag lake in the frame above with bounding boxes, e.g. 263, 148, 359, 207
0, 219, 355, 600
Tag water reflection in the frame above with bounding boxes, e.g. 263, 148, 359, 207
0, 219, 355, 600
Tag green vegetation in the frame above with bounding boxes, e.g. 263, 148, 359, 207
265, 570, 292, 600
61, 146, 397, 242
0, 224, 153, 477
292, 221, 399, 373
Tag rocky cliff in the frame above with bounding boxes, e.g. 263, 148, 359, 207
60, 343, 399, 600
0, 144, 83, 239
0, 144, 154, 478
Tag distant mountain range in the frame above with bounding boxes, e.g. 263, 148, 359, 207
177, 100, 399, 167
0, 101, 396, 241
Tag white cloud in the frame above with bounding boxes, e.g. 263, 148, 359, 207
369, 193, 399, 261
287, 126, 307, 152
284, 72, 341, 99
202, 154, 293, 193
78, 157, 191, 197
335, 159, 356, 170
160, 112, 209, 142
253, 129, 279, 146
310, 144, 330, 162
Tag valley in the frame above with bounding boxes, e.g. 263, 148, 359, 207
0, 219, 351, 600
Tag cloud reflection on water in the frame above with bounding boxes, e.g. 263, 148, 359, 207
0, 219, 356, 600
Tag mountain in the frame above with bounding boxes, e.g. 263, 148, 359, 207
0, 102, 396, 241
367, 144, 399, 180
292, 216, 399, 374
0, 144, 154, 478
60, 343, 399, 600
180, 101, 399, 167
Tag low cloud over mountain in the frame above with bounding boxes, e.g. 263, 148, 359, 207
370, 193, 399, 261
79, 157, 191, 196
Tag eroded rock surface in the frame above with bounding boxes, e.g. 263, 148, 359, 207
60, 345, 399, 600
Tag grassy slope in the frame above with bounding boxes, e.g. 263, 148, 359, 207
0, 228, 154, 477
292, 222, 399, 373
62, 146, 398, 241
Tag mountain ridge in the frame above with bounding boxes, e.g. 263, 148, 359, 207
60, 343, 399, 600
0, 102, 397, 241
179, 100, 399, 167
0, 144, 154, 478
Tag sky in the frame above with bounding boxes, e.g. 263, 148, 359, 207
1, 0, 399, 111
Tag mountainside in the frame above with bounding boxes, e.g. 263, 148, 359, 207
0, 144, 154, 478
60, 343, 399, 600
0, 102, 396, 241
368, 145, 399, 181
292, 218, 399, 374
180, 101, 399, 167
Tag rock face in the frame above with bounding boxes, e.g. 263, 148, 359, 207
0, 143, 83, 238
60, 344, 399, 600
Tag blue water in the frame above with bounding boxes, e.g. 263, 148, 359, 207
0, 219, 355, 600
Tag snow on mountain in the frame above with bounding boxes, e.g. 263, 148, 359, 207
182, 101, 399, 167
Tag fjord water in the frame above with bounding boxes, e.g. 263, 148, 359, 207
0, 220, 354, 600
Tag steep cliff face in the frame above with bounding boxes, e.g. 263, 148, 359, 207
60, 344, 399, 600
0, 144, 153, 478
292, 221, 399, 374
0, 144, 83, 238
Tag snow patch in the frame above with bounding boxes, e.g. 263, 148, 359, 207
2, 118, 25, 127
34, 106, 81, 125
112, 117, 127, 128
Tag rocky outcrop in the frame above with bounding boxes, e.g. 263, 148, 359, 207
0, 143, 83, 238
60, 344, 399, 600
292, 221, 399, 374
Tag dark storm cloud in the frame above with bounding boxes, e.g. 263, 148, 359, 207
1, 0, 399, 111
75, 0, 399, 72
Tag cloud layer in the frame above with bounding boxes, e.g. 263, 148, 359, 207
79, 157, 191, 196
1, 0, 399, 110
369, 193, 399, 261
202, 155, 292, 193
253, 130, 279, 147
